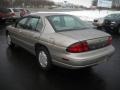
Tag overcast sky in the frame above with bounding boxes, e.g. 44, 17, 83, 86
51, 0, 93, 7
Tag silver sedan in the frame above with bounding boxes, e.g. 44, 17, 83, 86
6, 12, 115, 71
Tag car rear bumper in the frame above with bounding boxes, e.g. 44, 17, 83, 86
53, 45, 115, 69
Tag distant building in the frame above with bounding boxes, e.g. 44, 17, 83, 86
112, 0, 120, 8
92, 0, 120, 9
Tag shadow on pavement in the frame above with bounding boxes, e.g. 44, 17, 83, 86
4, 46, 106, 90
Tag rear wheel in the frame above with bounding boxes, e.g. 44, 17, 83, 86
6, 34, 15, 48
36, 46, 52, 71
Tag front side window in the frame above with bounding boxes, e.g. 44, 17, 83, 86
47, 15, 89, 32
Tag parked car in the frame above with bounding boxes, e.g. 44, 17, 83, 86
93, 17, 104, 29
103, 13, 120, 34
6, 12, 115, 71
8, 8, 30, 21
93, 15, 114, 29
0, 7, 14, 24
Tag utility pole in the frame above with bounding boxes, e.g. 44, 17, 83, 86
64, 0, 67, 7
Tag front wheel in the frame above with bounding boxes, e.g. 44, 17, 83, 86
36, 46, 52, 71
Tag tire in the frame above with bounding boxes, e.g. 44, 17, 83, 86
36, 46, 52, 71
6, 34, 15, 48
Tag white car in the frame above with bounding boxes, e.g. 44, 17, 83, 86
93, 17, 105, 28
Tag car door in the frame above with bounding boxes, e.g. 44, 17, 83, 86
18, 16, 43, 54
9, 17, 28, 46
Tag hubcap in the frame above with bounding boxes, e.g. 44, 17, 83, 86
38, 51, 48, 68
7, 35, 11, 45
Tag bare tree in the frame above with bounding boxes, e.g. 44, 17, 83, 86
0, 0, 55, 8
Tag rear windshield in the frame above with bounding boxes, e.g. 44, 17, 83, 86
47, 15, 89, 32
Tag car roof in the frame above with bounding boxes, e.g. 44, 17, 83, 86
30, 12, 70, 17
8, 8, 23, 9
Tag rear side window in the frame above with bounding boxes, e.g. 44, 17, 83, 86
17, 18, 28, 29
26, 17, 39, 31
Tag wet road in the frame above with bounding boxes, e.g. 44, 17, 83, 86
0, 25, 120, 90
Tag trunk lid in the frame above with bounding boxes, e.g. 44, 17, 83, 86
58, 29, 110, 41
58, 29, 111, 50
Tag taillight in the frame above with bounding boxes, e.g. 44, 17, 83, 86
66, 41, 89, 53
107, 36, 112, 45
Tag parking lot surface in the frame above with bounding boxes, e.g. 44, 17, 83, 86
0, 25, 120, 90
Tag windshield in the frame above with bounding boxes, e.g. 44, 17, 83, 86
47, 15, 89, 32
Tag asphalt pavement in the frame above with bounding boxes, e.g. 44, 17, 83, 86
0, 25, 120, 90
